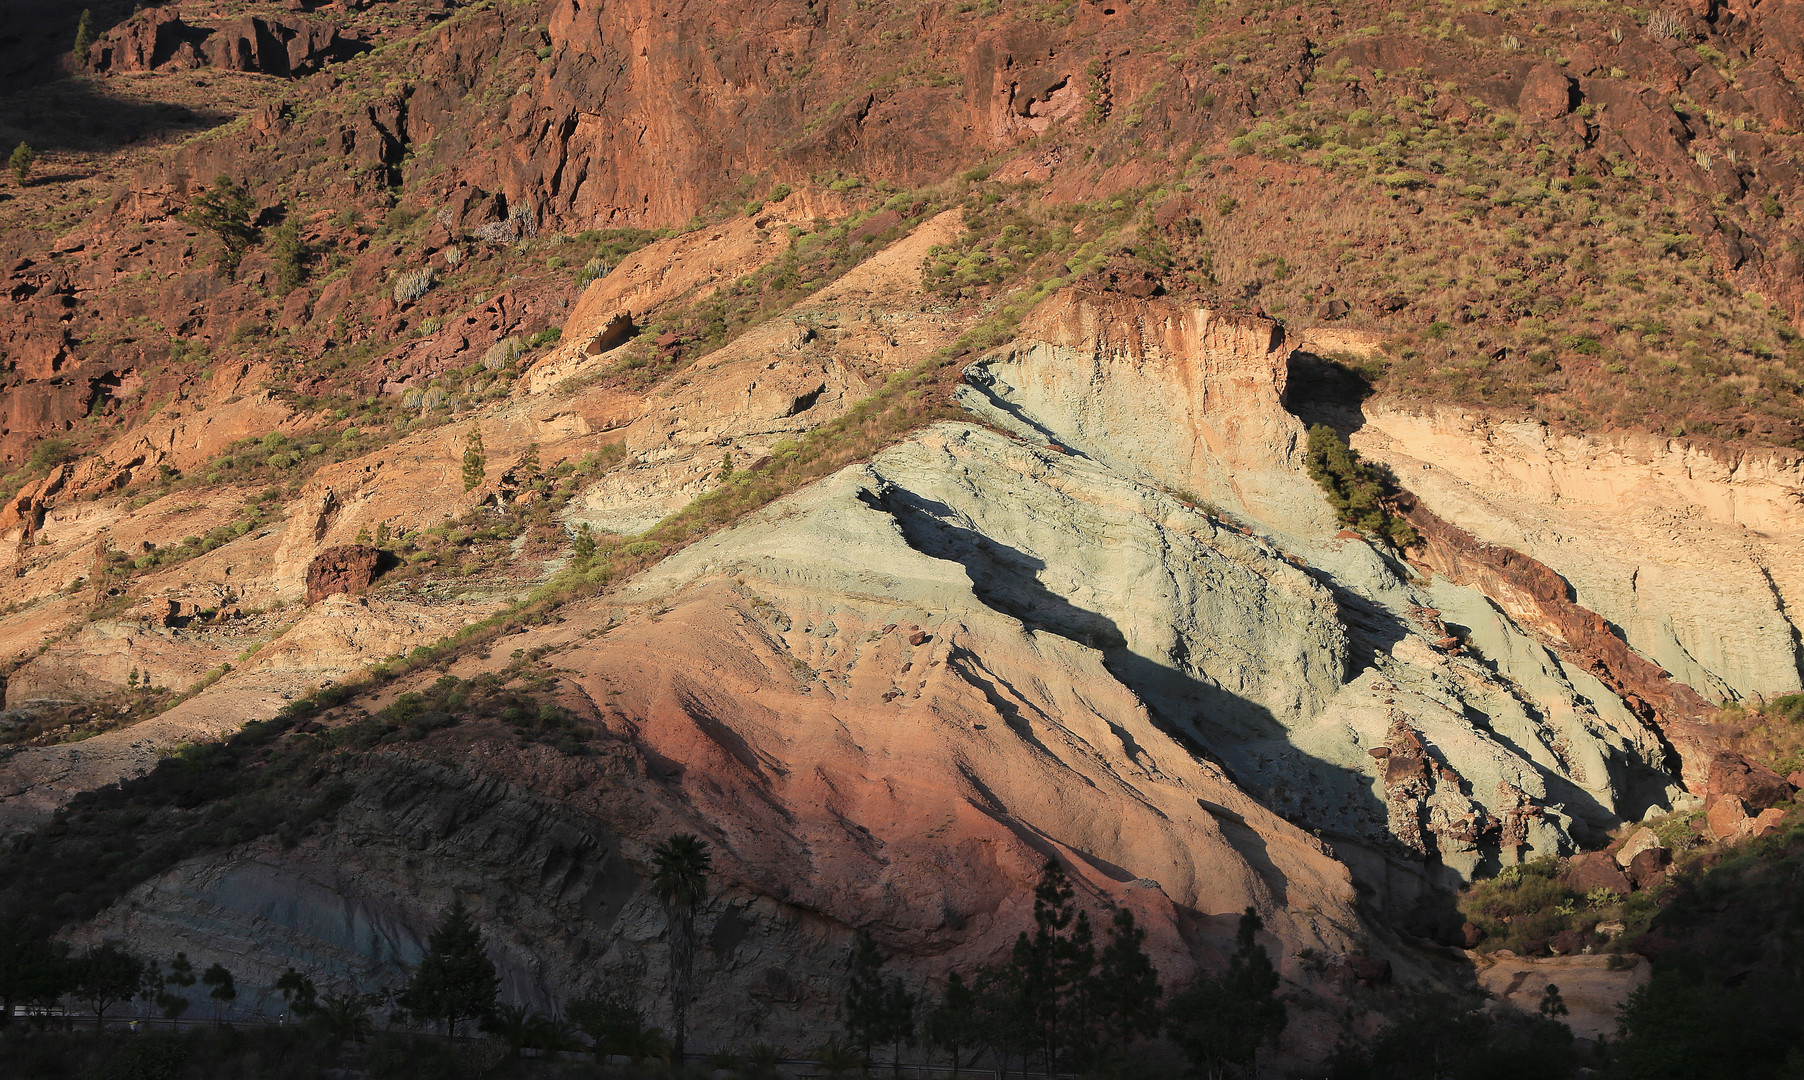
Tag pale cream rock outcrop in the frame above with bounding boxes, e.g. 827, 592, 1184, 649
1476, 952, 1650, 1040
1352, 406, 1804, 700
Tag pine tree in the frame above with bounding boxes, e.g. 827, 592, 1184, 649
650, 833, 711, 1065
845, 933, 889, 1063
572, 522, 597, 561
180, 176, 258, 280
9, 143, 35, 187
844, 933, 916, 1073
923, 972, 980, 1076
159, 952, 195, 1023
202, 962, 236, 1022
267, 205, 311, 293
276, 967, 320, 1018
1007, 860, 1095, 1073
398, 898, 499, 1037
73, 10, 95, 57
1090, 908, 1162, 1059
462, 426, 487, 491
1166, 907, 1287, 1080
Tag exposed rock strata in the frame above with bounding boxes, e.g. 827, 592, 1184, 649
1352, 407, 1804, 702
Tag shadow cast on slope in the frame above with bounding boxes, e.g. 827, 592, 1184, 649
1282, 350, 1659, 839
0, 75, 224, 152
867, 485, 1429, 923
1284, 348, 1373, 439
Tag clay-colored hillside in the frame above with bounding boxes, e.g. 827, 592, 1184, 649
1, 0, 1802, 1074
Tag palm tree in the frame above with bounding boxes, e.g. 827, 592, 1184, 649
650, 832, 712, 1066
816, 1035, 864, 1079
316, 993, 375, 1043
485, 1002, 567, 1058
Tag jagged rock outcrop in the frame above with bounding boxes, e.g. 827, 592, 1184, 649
86, 7, 368, 76
960, 292, 1680, 883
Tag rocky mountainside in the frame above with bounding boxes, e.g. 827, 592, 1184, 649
1, 0, 1802, 1070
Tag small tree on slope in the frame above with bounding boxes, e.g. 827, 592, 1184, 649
398, 898, 499, 1037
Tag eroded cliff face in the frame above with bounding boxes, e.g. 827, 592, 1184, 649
2, 214, 1798, 1063
1352, 408, 1804, 704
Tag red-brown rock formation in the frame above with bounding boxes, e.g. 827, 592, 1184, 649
304, 544, 381, 605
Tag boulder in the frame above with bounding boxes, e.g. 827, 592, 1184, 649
1566, 850, 1631, 895
1462, 921, 1483, 948
1707, 755, 1796, 810
1348, 954, 1391, 984
1614, 826, 1663, 867
305, 544, 383, 605
1749, 807, 1787, 840
1627, 846, 1670, 889
1518, 63, 1576, 122
1706, 793, 1751, 842
1549, 928, 1594, 956
1384, 754, 1430, 784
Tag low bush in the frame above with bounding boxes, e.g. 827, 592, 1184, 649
1303, 424, 1418, 547
392, 267, 436, 305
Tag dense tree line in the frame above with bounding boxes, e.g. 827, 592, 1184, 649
33, 842, 1773, 1078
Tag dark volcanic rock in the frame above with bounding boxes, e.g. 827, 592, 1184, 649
1628, 845, 1671, 889
305, 544, 383, 605
1707, 754, 1796, 810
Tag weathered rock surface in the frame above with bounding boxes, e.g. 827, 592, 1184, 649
304, 544, 382, 605
1565, 851, 1631, 896
1351, 406, 1804, 705
87, 7, 367, 76
1476, 952, 1649, 1040
960, 292, 1680, 883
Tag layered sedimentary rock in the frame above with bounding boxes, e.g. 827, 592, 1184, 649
3, 206, 1798, 1062
1351, 407, 1804, 704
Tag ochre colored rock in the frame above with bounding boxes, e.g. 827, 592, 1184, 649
304, 545, 382, 605
1749, 806, 1787, 839
86, 9, 208, 72
1384, 754, 1429, 784
1706, 793, 1751, 842
1566, 851, 1631, 896
1614, 826, 1662, 867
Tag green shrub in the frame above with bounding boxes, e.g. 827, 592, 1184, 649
9, 142, 34, 186
180, 176, 258, 280
1303, 424, 1419, 547
26, 437, 75, 471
